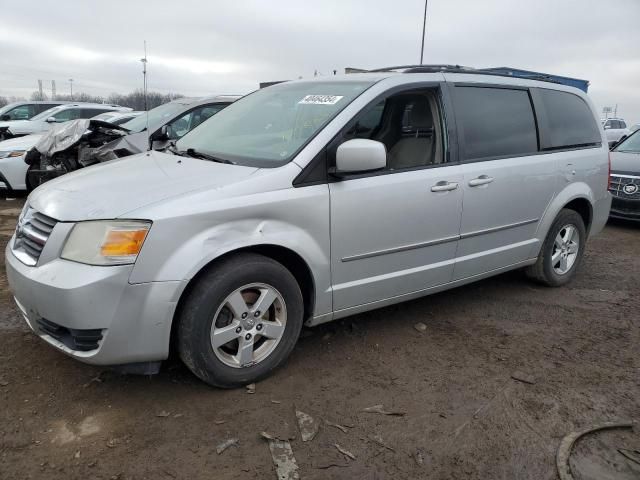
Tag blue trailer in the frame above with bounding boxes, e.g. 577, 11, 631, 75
483, 67, 590, 92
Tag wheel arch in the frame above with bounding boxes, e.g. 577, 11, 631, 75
531, 183, 596, 259
169, 244, 316, 355
563, 197, 593, 234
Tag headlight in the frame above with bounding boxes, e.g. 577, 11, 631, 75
61, 220, 151, 265
0, 150, 25, 158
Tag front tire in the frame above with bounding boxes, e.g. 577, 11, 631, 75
177, 253, 304, 388
526, 209, 586, 287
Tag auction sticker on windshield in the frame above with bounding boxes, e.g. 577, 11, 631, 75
298, 95, 344, 105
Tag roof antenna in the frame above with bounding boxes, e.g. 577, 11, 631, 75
419, 0, 428, 64
140, 40, 150, 151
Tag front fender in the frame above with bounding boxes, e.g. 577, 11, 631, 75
129, 184, 332, 317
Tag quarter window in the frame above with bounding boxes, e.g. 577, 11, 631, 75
453, 86, 538, 161
537, 89, 601, 149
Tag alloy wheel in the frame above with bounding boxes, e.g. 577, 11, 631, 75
552, 224, 580, 275
210, 283, 287, 368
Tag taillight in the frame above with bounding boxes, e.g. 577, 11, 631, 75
607, 151, 612, 190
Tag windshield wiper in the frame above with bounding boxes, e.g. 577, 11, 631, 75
176, 148, 235, 164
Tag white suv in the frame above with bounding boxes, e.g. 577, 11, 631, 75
0, 103, 131, 140
601, 118, 631, 147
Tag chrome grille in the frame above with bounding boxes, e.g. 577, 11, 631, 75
610, 174, 640, 200
12, 207, 57, 266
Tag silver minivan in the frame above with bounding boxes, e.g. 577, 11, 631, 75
6, 66, 611, 387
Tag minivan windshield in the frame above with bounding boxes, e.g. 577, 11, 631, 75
614, 130, 640, 153
175, 80, 374, 167
121, 101, 187, 133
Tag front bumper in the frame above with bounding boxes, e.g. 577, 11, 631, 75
0, 154, 28, 191
5, 241, 185, 365
609, 197, 640, 222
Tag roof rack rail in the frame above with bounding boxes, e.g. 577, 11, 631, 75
365, 64, 564, 86
369, 64, 474, 73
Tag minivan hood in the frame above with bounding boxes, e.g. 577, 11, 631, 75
611, 151, 640, 174
29, 151, 259, 221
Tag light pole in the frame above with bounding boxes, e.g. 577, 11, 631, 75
420, 0, 428, 64
140, 41, 148, 111
68, 78, 74, 100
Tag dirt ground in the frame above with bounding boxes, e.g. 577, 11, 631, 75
0, 196, 638, 480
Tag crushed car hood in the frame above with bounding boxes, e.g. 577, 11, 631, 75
28, 151, 259, 221
0, 133, 43, 151
611, 151, 640, 174
33, 119, 129, 157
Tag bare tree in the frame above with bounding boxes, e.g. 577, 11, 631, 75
6, 90, 182, 110
30, 91, 49, 101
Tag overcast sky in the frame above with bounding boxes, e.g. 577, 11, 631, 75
1, 0, 638, 122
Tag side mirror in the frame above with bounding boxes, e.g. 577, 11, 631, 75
150, 125, 171, 150
46, 117, 57, 123
0, 114, 10, 121
156, 125, 170, 141
604, 125, 611, 130
333, 139, 386, 176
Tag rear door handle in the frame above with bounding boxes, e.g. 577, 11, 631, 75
468, 175, 494, 187
431, 181, 459, 192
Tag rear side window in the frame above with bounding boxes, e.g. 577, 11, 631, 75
36, 103, 60, 114
81, 108, 114, 118
453, 86, 538, 160
537, 89, 600, 149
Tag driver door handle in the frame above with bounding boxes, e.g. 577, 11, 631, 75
431, 181, 459, 192
468, 175, 494, 187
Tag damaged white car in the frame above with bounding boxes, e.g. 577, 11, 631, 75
23, 95, 239, 188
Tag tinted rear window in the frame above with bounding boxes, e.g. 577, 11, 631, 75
454, 87, 538, 160
538, 89, 600, 149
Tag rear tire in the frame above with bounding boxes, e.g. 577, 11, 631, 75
526, 209, 586, 287
177, 253, 304, 388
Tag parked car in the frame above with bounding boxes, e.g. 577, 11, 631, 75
91, 110, 144, 126
114, 95, 242, 148
0, 109, 137, 193
6, 66, 611, 387
24, 95, 239, 187
0, 133, 44, 192
609, 129, 640, 221
0, 103, 131, 140
0, 101, 70, 123
601, 118, 631, 148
